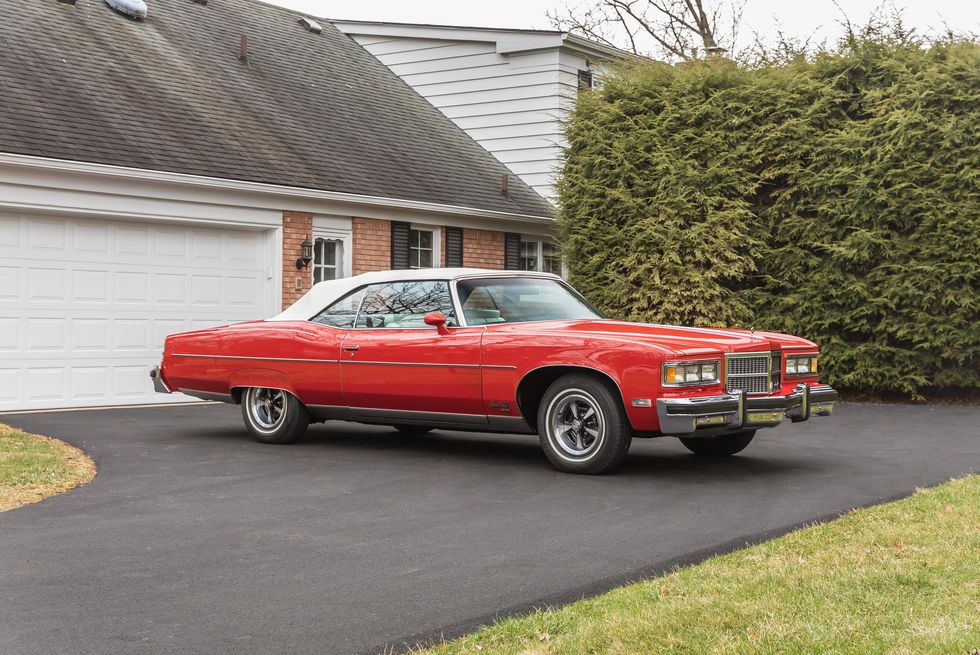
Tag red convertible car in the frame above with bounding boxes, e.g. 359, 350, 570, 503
151, 269, 836, 474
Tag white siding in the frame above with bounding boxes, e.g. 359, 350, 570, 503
347, 34, 591, 200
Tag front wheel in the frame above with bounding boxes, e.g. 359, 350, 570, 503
537, 374, 632, 474
241, 387, 309, 444
679, 430, 756, 456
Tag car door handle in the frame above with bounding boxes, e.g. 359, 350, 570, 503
343, 344, 360, 352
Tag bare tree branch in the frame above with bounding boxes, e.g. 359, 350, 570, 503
549, 0, 746, 61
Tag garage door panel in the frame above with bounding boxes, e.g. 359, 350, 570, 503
0, 266, 20, 299
28, 219, 67, 252
0, 317, 18, 351
27, 318, 66, 352
0, 214, 275, 411
73, 270, 110, 302
73, 221, 109, 254
28, 268, 67, 301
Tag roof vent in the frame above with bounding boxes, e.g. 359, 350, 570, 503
298, 17, 322, 34
105, 0, 147, 19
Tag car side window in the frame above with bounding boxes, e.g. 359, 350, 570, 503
355, 281, 457, 329
309, 288, 365, 329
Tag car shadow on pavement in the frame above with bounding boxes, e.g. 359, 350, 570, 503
187, 422, 825, 480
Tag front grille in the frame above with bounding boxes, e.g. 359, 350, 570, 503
726, 353, 772, 394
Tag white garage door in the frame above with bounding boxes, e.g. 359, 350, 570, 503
0, 214, 276, 411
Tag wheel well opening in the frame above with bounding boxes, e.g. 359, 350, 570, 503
516, 366, 626, 432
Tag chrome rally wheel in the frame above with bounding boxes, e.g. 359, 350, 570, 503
241, 387, 309, 444
248, 387, 287, 433
537, 374, 632, 474
548, 390, 605, 460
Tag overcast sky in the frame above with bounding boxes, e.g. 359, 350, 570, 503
263, 0, 977, 52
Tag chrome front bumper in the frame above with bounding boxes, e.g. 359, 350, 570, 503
656, 383, 838, 435
150, 366, 171, 394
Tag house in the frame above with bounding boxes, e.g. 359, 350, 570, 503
332, 21, 629, 202
0, 0, 554, 411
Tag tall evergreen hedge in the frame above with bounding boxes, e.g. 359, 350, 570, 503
558, 32, 979, 397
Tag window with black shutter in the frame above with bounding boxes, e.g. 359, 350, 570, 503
445, 227, 463, 267
504, 232, 521, 270
390, 221, 411, 269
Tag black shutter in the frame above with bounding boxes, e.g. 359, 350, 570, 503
445, 227, 464, 267
504, 232, 521, 270
391, 221, 411, 269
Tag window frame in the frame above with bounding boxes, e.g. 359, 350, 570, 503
451, 274, 604, 327
310, 221, 352, 281
518, 238, 564, 276
311, 238, 341, 284
408, 224, 441, 270
353, 279, 459, 331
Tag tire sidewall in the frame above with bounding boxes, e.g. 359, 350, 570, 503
241, 387, 309, 444
537, 374, 631, 474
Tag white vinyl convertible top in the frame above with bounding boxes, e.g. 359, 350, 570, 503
270, 267, 561, 321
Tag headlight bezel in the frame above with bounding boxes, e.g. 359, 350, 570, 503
785, 354, 818, 377
662, 359, 722, 387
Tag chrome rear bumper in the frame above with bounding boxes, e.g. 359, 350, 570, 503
656, 383, 837, 435
150, 366, 171, 394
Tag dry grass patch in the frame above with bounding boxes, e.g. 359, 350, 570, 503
417, 475, 980, 655
0, 423, 96, 512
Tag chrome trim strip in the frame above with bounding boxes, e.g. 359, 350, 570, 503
343, 360, 482, 368
173, 353, 515, 370
173, 353, 340, 364
352, 407, 490, 426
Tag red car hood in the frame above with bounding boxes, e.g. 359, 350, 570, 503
488, 320, 817, 357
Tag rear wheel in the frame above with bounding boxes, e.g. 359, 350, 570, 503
679, 430, 756, 456
391, 425, 434, 434
241, 387, 309, 444
537, 374, 631, 474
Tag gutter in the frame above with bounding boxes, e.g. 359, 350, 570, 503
0, 152, 555, 225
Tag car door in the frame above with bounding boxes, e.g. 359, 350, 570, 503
340, 280, 486, 424
294, 287, 366, 408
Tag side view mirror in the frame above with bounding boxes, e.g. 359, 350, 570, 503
424, 312, 450, 335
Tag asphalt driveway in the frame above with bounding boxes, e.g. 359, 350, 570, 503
1, 402, 977, 654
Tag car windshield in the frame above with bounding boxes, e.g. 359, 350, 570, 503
456, 277, 604, 325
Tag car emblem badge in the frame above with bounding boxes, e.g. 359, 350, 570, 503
488, 400, 510, 412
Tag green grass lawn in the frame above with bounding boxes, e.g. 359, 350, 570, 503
0, 423, 96, 512
417, 476, 979, 655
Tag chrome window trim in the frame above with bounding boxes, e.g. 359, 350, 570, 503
352, 279, 459, 331
451, 275, 604, 328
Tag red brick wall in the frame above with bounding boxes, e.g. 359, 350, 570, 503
282, 211, 313, 309
347, 219, 506, 276
352, 217, 391, 275
462, 228, 505, 269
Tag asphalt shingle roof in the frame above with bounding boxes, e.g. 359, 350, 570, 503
0, 0, 554, 218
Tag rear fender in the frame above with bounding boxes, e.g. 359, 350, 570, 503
228, 369, 299, 403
